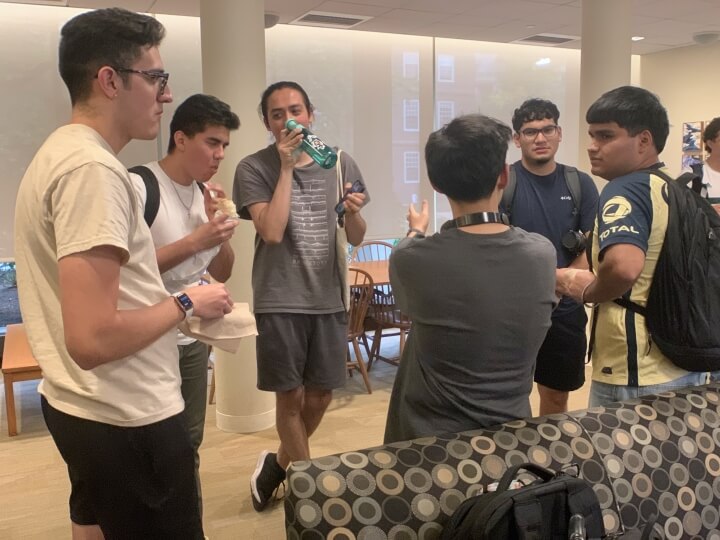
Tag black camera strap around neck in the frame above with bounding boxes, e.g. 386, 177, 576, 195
441, 211, 510, 231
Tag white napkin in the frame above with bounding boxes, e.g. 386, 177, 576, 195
179, 302, 257, 353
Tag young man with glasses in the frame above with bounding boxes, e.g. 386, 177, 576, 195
129, 93, 240, 518
14, 8, 232, 539
502, 98, 598, 415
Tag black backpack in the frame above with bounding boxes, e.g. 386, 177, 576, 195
502, 165, 582, 224
613, 169, 720, 372
440, 463, 604, 540
128, 165, 205, 227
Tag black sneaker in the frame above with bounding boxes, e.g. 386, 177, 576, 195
250, 450, 286, 512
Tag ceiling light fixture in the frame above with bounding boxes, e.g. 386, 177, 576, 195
631, 36, 645, 42
693, 31, 719, 45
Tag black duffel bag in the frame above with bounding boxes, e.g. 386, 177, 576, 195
440, 462, 604, 540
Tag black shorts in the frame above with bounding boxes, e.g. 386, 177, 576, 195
41, 396, 203, 539
256, 311, 347, 392
534, 306, 588, 392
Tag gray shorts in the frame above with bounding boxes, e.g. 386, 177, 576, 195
256, 311, 348, 392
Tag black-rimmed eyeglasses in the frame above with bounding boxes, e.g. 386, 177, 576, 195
520, 125, 559, 140
112, 66, 170, 95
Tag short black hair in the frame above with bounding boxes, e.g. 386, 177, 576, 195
586, 85, 669, 154
59, 8, 165, 106
704, 117, 720, 154
425, 114, 512, 202
168, 94, 240, 153
511, 98, 560, 133
258, 81, 314, 123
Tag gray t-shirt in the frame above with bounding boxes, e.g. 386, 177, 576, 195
383, 227, 557, 443
234, 145, 367, 313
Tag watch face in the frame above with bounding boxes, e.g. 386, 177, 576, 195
176, 293, 193, 311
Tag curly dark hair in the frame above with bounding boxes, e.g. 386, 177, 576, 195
511, 99, 560, 133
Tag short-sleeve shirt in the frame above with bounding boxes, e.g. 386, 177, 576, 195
233, 145, 368, 314
383, 227, 557, 443
502, 162, 598, 315
683, 162, 720, 203
130, 161, 221, 345
14, 124, 183, 426
590, 168, 686, 387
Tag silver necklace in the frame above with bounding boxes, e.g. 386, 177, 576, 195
170, 180, 195, 219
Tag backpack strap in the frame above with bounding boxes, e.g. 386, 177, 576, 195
678, 170, 704, 195
128, 165, 160, 227
514, 499, 543, 540
610, 168, 676, 316
501, 165, 518, 221
503, 165, 582, 224
564, 166, 582, 220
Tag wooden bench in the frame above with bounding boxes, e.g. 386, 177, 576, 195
2, 324, 42, 436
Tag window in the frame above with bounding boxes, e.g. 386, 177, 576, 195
436, 100, 455, 127
437, 54, 455, 82
403, 51, 419, 79
404, 151, 420, 184
403, 99, 420, 132
0, 261, 21, 331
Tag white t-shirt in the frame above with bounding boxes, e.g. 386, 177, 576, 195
130, 161, 220, 345
703, 163, 720, 199
14, 124, 184, 427
682, 162, 720, 199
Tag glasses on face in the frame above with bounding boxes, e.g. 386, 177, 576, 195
112, 66, 170, 95
520, 125, 559, 140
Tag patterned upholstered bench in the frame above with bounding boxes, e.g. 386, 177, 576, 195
285, 382, 720, 539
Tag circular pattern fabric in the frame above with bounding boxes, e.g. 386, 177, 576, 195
285, 383, 720, 538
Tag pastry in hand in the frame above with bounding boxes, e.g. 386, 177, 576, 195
215, 197, 239, 218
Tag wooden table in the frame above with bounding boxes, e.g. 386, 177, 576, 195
2, 324, 42, 436
349, 260, 389, 286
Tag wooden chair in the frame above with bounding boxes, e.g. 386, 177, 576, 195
346, 268, 374, 393
351, 241, 410, 369
367, 288, 412, 369
351, 241, 393, 263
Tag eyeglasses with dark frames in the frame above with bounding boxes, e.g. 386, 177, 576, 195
112, 66, 170, 95
520, 125, 560, 140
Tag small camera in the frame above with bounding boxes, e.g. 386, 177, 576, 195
561, 230, 587, 256
335, 180, 366, 216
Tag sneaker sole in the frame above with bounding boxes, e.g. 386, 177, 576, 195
250, 450, 270, 511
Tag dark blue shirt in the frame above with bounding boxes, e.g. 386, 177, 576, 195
501, 161, 599, 313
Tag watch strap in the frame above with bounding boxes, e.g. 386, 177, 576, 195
172, 292, 194, 320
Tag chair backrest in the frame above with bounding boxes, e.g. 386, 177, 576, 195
351, 241, 393, 262
348, 268, 374, 338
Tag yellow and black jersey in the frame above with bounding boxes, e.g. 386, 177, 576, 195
591, 168, 687, 387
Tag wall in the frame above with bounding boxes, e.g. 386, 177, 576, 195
0, 4, 203, 259
0, 3, 688, 259
640, 41, 720, 175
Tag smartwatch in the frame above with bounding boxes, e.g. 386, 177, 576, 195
173, 292, 194, 320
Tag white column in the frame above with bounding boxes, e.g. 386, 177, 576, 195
577, 0, 632, 175
200, 0, 275, 432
